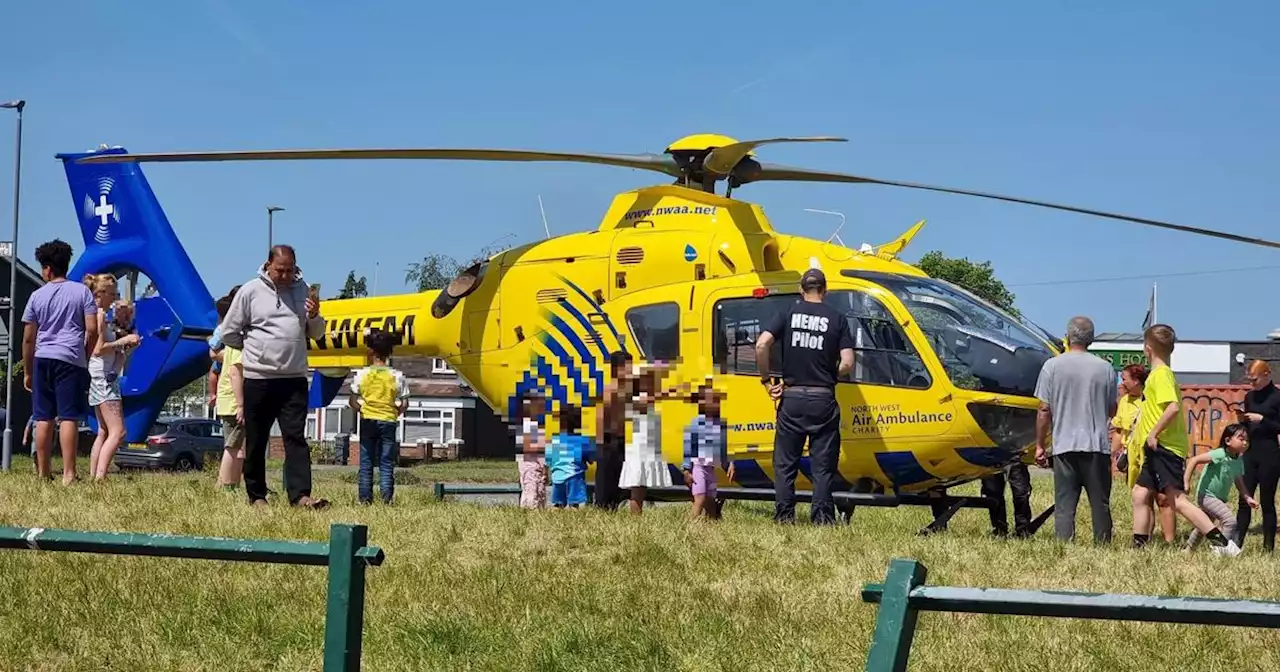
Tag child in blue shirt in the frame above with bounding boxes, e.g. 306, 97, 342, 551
682, 382, 733, 519
547, 404, 594, 508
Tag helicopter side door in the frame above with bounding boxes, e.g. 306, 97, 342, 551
700, 280, 960, 487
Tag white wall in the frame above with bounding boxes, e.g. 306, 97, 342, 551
1089, 341, 1230, 374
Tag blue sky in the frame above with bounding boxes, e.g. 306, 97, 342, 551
2, 0, 1277, 340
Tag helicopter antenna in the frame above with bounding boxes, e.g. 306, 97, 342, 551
803, 208, 847, 244
537, 195, 551, 239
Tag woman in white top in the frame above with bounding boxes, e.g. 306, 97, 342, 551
83, 274, 140, 481
619, 362, 673, 513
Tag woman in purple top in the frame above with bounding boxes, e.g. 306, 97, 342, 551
22, 240, 98, 484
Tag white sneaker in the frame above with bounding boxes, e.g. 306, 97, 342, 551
1212, 540, 1243, 557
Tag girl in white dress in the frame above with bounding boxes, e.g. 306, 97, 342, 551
83, 274, 140, 482
619, 363, 672, 513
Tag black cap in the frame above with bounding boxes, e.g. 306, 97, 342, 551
800, 268, 827, 291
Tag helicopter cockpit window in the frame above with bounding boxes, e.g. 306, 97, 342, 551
823, 290, 931, 389
844, 271, 1053, 397
712, 292, 928, 389
625, 303, 680, 362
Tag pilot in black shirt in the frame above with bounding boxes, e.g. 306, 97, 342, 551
756, 268, 854, 525
761, 291, 853, 389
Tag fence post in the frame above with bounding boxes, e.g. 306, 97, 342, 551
865, 558, 928, 672
433, 483, 445, 500
323, 523, 369, 672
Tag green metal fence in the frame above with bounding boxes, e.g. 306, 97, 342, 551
0, 522, 385, 672
861, 557, 1280, 671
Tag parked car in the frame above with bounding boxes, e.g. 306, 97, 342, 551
59, 420, 98, 456
114, 417, 225, 471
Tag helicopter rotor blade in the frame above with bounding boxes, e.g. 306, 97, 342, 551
77, 147, 683, 177
702, 137, 847, 177
750, 163, 1280, 250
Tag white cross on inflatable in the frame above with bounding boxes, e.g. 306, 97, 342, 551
94, 194, 114, 226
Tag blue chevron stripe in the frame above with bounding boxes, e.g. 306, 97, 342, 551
547, 313, 604, 396
533, 356, 569, 406
538, 331, 589, 406
557, 275, 626, 353
730, 459, 774, 488
509, 370, 540, 420
874, 451, 936, 487
552, 297, 610, 361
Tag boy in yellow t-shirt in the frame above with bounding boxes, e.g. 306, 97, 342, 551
349, 330, 410, 504
1129, 324, 1240, 555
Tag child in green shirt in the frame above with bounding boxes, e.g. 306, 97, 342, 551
1184, 424, 1257, 550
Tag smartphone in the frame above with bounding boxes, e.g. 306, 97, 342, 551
308, 283, 321, 302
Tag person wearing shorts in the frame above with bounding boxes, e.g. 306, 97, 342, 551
682, 382, 733, 520
211, 287, 246, 489
22, 240, 97, 485
1129, 324, 1239, 555
547, 404, 592, 508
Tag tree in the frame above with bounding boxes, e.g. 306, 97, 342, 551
916, 250, 1019, 316
404, 254, 461, 292
164, 377, 209, 417
404, 239, 511, 293
337, 270, 368, 299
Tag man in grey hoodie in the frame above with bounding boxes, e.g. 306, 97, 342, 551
220, 245, 328, 508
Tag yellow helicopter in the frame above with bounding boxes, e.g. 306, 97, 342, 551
81, 134, 1280, 521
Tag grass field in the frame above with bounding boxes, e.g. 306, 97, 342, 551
2, 458, 1279, 672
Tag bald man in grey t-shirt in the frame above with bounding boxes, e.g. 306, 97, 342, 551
1034, 316, 1118, 543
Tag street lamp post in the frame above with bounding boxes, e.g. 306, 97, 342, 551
267, 205, 284, 251
2, 99, 26, 473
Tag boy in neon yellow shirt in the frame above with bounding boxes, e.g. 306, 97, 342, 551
349, 330, 410, 504
1129, 324, 1240, 555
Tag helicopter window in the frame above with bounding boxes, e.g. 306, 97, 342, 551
823, 291, 931, 389
843, 271, 1053, 397
712, 292, 929, 389
625, 303, 680, 362
712, 295, 793, 377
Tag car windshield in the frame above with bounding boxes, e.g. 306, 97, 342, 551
845, 271, 1053, 397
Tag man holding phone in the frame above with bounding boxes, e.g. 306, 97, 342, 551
220, 244, 328, 509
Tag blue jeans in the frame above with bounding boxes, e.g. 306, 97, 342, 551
359, 419, 399, 503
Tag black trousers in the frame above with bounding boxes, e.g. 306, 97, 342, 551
773, 388, 841, 524
1237, 445, 1280, 552
243, 377, 312, 505
593, 434, 625, 510
981, 462, 1033, 536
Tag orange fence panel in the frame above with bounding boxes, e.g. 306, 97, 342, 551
1181, 384, 1249, 458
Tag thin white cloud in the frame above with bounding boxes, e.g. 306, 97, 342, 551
728, 44, 844, 95
201, 0, 276, 64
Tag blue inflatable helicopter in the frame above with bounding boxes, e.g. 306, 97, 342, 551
57, 146, 343, 442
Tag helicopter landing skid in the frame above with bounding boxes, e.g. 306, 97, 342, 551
614, 485, 997, 526
1027, 504, 1055, 535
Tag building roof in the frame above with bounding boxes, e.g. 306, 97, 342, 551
1095, 332, 1278, 346
1095, 332, 1144, 342
0, 255, 44, 290
334, 355, 474, 399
